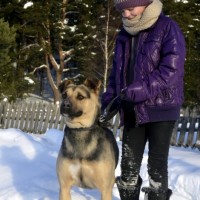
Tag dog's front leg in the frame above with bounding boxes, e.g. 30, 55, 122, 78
58, 179, 73, 200
101, 187, 113, 200
101, 179, 115, 200
59, 185, 71, 200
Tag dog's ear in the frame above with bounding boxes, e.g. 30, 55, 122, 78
58, 79, 73, 93
84, 78, 101, 94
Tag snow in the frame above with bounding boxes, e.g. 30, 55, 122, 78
24, 77, 35, 85
175, 0, 189, 3
23, 2, 33, 9
0, 128, 200, 200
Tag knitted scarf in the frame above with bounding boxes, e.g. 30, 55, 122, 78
122, 0, 163, 35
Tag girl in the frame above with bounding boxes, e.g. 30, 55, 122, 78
101, 0, 186, 199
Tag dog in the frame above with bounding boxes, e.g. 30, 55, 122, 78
56, 78, 119, 200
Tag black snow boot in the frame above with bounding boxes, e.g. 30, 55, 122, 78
142, 187, 172, 200
116, 176, 142, 200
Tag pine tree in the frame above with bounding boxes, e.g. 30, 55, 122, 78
0, 18, 36, 101
163, 0, 200, 106
0, 0, 121, 101
0, 2, 37, 101
1, 0, 75, 103
66, 0, 121, 90
0, 18, 16, 99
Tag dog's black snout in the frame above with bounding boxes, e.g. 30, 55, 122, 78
62, 100, 71, 109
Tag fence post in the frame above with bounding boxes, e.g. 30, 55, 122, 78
0, 101, 6, 128
193, 108, 200, 150
176, 107, 189, 146
185, 107, 197, 147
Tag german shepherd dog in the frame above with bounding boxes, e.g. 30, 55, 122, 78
56, 78, 119, 200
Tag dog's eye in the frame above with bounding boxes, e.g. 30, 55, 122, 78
77, 94, 84, 100
62, 93, 67, 99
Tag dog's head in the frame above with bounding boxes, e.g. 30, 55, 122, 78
59, 78, 101, 129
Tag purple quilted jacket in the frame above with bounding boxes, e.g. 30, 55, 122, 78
101, 13, 186, 126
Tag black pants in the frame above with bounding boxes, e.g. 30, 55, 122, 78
121, 121, 175, 191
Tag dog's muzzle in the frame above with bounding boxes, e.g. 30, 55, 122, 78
60, 100, 83, 118
60, 99, 71, 114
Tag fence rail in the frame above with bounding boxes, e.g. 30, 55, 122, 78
0, 101, 200, 150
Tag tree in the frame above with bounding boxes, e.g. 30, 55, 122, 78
0, 0, 121, 102
0, 1, 37, 101
163, 0, 200, 106
2, 0, 75, 103
29, 0, 74, 103
0, 18, 34, 101
65, 0, 121, 90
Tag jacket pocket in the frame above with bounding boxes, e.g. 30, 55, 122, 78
145, 88, 176, 107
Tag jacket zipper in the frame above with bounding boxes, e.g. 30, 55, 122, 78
133, 32, 148, 127
133, 34, 141, 127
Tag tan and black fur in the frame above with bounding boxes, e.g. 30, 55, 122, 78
56, 78, 119, 200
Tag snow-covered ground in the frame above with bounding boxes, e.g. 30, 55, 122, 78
0, 128, 200, 200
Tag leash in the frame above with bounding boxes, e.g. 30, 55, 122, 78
99, 95, 120, 123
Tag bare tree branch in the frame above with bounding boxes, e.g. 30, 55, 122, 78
22, 43, 40, 50
30, 64, 48, 74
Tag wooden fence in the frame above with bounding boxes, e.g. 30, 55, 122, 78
170, 107, 200, 150
0, 101, 200, 150
111, 107, 200, 150
0, 101, 65, 134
